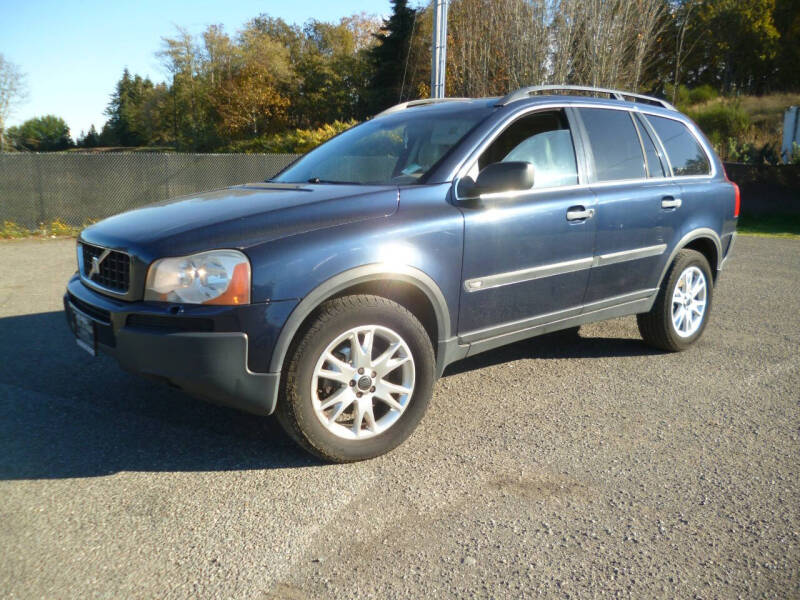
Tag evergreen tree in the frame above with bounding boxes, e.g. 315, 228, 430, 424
80, 124, 100, 148
104, 68, 156, 146
366, 0, 418, 115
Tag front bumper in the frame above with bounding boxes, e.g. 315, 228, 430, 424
64, 274, 296, 415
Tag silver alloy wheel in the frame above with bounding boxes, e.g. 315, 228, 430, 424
311, 325, 415, 440
671, 265, 707, 338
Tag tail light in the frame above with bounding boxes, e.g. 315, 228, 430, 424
722, 164, 740, 218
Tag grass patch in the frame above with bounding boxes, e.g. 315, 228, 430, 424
0, 219, 85, 240
737, 214, 800, 238
0, 220, 30, 239
66, 146, 177, 153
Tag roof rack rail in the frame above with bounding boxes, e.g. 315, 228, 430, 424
497, 85, 676, 111
376, 97, 473, 117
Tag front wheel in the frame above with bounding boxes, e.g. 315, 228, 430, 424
275, 295, 435, 462
637, 249, 713, 352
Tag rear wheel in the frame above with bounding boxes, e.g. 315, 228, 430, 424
637, 249, 713, 352
276, 295, 435, 462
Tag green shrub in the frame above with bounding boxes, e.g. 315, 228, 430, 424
225, 120, 358, 154
46, 219, 80, 237
789, 142, 800, 165
0, 219, 85, 239
690, 103, 750, 146
0, 221, 29, 239
688, 84, 718, 105
663, 83, 691, 110
723, 138, 780, 164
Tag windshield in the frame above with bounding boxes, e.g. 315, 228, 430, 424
273, 105, 493, 185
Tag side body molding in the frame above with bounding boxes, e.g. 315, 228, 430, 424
657, 227, 722, 288
267, 263, 452, 375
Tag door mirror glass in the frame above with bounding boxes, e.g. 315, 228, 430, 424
459, 161, 534, 199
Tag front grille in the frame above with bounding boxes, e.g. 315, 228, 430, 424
81, 243, 130, 293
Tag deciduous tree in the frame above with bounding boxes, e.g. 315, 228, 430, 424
0, 54, 27, 152
8, 115, 72, 151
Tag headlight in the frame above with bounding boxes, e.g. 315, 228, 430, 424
144, 249, 251, 305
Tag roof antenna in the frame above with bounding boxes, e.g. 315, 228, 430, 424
399, 6, 419, 103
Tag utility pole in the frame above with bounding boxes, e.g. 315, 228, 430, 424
431, 0, 448, 98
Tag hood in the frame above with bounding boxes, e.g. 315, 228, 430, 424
80, 182, 399, 261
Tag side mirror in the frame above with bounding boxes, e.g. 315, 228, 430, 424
457, 161, 534, 200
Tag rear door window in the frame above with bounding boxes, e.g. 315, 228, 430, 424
645, 115, 711, 176
577, 108, 646, 182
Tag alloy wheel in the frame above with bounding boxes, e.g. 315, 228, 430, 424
671, 266, 707, 337
311, 325, 415, 440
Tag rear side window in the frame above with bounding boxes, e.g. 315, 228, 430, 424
645, 115, 711, 176
578, 108, 646, 182
478, 110, 578, 189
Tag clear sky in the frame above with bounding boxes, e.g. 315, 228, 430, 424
0, 0, 392, 137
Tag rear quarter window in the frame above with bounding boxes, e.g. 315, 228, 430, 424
645, 115, 711, 176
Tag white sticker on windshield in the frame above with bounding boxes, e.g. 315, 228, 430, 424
401, 163, 423, 176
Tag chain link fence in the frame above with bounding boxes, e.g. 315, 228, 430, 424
0, 153, 299, 229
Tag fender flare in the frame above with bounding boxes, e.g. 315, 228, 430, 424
657, 227, 722, 289
267, 263, 452, 374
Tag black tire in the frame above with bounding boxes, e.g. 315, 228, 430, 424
275, 295, 435, 463
637, 249, 713, 352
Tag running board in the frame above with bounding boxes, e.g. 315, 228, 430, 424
459, 291, 656, 358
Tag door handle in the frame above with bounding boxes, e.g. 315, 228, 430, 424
566, 207, 595, 221
661, 196, 682, 209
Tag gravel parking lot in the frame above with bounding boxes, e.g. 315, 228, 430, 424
1, 235, 798, 599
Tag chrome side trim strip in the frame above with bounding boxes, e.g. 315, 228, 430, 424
595, 243, 667, 267
464, 256, 593, 292
464, 244, 667, 293
459, 288, 658, 345
460, 305, 582, 343
582, 287, 658, 312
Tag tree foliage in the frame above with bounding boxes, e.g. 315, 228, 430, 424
96, 14, 380, 151
679, 0, 780, 93
64, 1, 800, 154
101, 68, 159, 146
77, 125, 101, 148
366, 0, 419, 114
7, 115, 72, 151
0, 54, 27, 151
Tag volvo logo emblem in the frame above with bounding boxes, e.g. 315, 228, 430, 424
87, 249, 111, 279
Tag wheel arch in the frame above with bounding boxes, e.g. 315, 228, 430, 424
657, 228, 722, 289
268, 264, 452, 376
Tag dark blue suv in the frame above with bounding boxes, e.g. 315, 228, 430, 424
65, 86, 739, 462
